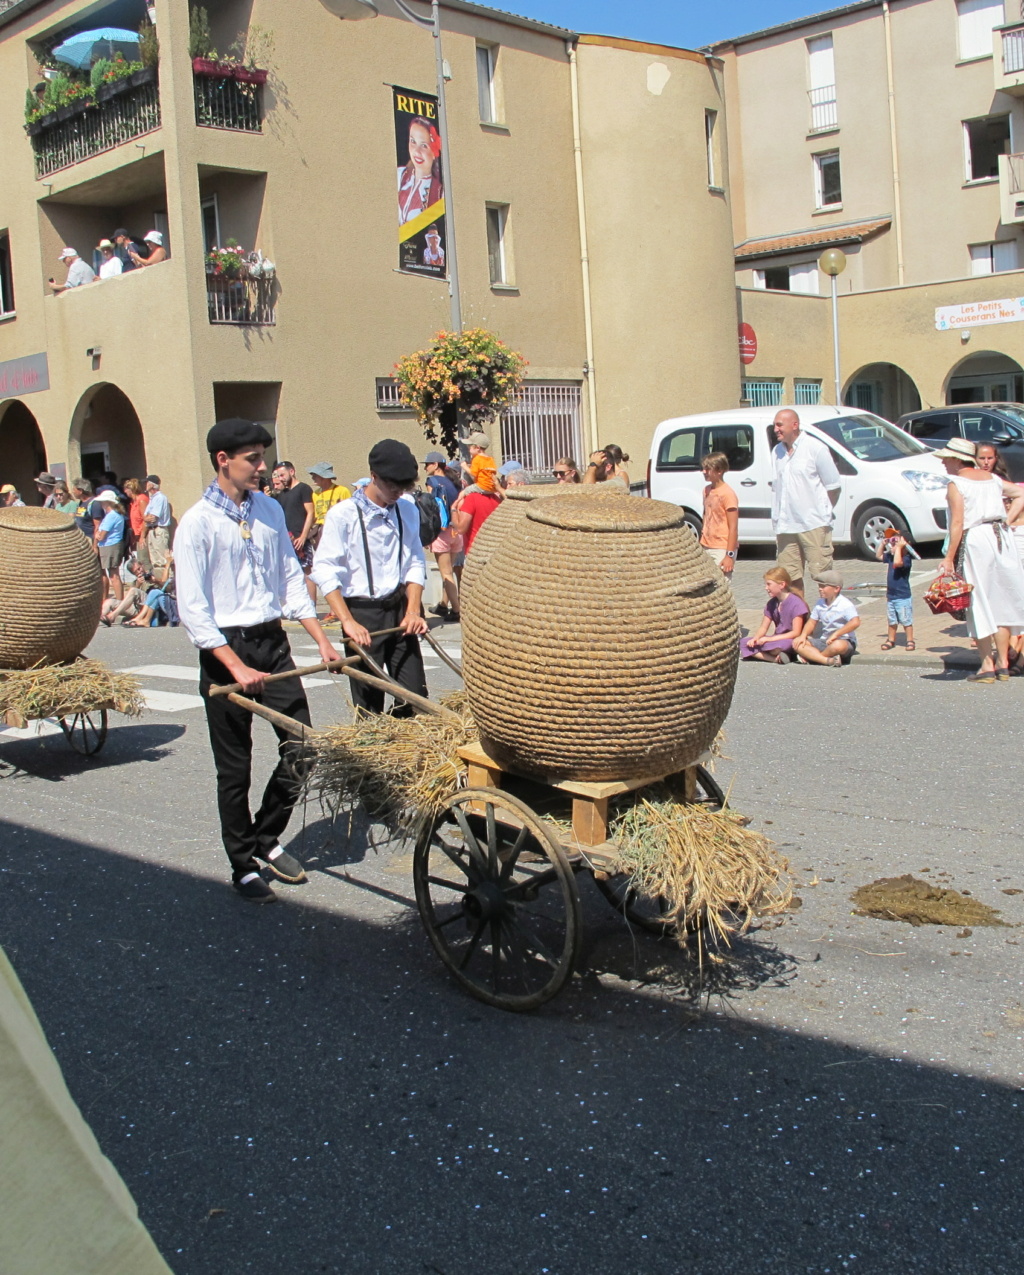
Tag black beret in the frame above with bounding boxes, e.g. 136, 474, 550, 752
368, 438, 418, 483
207, 418, 274, 455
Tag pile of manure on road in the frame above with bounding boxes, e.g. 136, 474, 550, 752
851, 874, 1007, 928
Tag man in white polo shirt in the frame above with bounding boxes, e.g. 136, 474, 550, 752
770, 408, 842, 595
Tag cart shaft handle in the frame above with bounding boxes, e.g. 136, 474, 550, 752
208, 656, 359, 698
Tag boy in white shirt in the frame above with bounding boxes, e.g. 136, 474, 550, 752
793, 570, 860, 667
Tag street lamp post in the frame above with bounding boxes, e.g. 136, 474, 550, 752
818, 247, 846, 406
319, 0, 462, 333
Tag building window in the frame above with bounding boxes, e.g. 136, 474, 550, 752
795, 380, 823, 405
970, 240, 1020, 274
963, 114, 1010, 181
742, 379, 783, 407
753, 262, 819, 293
375, 378, 407, 411
476, 44, 497, 123
486, 203, 509, 284
956, 0, 1002, 61
807, 34, 837, 132
500, 383, 583, 480
705, 109, 719, 188
200, 195, 220, 254
813, 150, 842, 208
0, 232, 14, 317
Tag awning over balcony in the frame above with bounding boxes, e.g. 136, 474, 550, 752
735, 216, 891, 262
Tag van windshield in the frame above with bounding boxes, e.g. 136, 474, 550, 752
812, 414, 930, 462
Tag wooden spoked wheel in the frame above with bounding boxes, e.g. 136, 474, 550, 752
58, 709, 108, 756
413, 787, 583, 1011
593, 765, 726, 936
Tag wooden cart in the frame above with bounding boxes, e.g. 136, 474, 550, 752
217, 625, 728, 1013
1, 695, 110, 755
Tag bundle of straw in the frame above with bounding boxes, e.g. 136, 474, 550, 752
609, 785, 792, 947
0, 659, 145, 722
310, 691, 475, 831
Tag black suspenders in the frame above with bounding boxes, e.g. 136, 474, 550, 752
354, 500, 404, 599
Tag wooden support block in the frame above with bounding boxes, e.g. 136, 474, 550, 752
572, 794, 609, 847
3, 710, 27, 729
682, 767, 698, 803
466, 759, 503, 790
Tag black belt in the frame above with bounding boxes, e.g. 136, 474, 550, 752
346, 587, 406, 607
219, 619, 283, 640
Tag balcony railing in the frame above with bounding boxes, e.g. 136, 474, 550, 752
808, 84, 838, 132
193, 63, 264, 132
1003, 24, 1024, 75
207, 275, 276, 325
29, 75, 159, 179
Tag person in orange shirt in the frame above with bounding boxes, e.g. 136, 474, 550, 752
700, 451, 739, 577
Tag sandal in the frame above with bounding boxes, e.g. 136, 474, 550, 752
905, 641, 916, 651
880, 640, 895, 651
967, 670, 996, 684
996, 666, 1011, 682
826, 655, 843, 667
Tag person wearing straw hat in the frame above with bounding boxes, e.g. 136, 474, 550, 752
96, 239, 123, 280
175, 419, 341, 904
312, 439, 428, 717
935, 436, 1024, 683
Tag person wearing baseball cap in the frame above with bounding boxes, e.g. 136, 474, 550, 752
174, 418, 341, 903
97, 238, 123, 280
307, 462, 351, 539
791, 569, 861, 666
460, 431, 493, 483
312, 439, 429, 716
49, 247, 95, 293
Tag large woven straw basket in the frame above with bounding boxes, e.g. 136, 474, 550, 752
461, 482, 619, 597
462, 494, 739, 783
0, 508, 103, 669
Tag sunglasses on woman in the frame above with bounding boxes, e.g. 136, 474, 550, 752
553, 469, 570, 478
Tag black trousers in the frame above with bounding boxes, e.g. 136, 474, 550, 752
346, 592, 427, 717
199, 622, 312, 879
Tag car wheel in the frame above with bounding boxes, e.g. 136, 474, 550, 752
852, 505, 911, 560
680, 508, 703, 538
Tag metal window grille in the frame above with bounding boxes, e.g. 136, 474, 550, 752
742, 380, 783, 408
500, 383, 583, 481
206, 276, 275, 325
31, 81, 160, 179
194, 74, 262, 132
1003, 25, 1024, 73
375, 378, 407, 411
808, 84, 838, 132
794, 380, 822, 405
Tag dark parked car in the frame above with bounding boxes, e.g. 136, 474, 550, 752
896, 403, 1024, 480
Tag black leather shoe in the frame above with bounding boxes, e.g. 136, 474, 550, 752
258, 846, 307, 883
232, 873, 276, 904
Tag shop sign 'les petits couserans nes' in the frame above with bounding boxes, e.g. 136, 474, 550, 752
935, 297, 1024, 331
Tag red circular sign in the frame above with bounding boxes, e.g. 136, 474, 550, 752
739, 322, 757, 365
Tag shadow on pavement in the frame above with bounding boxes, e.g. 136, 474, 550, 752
1, 819, 1020, 1275
0, 722, 186, 782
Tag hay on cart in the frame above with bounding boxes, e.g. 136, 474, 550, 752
310, 699, 790, 944
0, 660, 145, 722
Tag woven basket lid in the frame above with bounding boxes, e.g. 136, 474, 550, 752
526, 494, 684, 533
0, 507, 75, 533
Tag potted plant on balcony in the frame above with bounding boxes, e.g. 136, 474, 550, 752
91, 55, 141, 102
206, 240, 249, 280
394, 328, 527, 454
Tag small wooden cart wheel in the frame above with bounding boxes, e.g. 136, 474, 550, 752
413, 787, 583, 1011
58, 709, 108, 756
594, 765, 725, 936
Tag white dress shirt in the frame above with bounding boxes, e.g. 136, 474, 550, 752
312, 489, 426, 600
771, 432, 842, 534
175, 491, 315, 650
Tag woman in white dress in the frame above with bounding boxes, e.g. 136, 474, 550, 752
937, 437, 1024, 682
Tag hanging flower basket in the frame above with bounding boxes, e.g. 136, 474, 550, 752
394, 328, 527, 454
192, 57, 267, 84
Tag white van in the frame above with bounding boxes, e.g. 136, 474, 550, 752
647, 405, 950, 559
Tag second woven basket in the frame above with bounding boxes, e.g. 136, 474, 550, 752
461, 493, 739, 783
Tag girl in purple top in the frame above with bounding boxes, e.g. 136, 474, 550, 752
740, 567, 809, 663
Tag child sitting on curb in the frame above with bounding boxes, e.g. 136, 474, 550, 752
793, 570, 860, 666
740, 567, 809, 662
875, 527, 917, 651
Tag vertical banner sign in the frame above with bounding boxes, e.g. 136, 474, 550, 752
394, 86, 446, 279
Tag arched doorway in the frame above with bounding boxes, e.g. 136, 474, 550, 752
68, 384, 147, 486
0, 400, 47, 504
944, 351, 1024, 404
843, 363, 922, 422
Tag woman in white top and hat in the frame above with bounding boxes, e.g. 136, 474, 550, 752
936, 437, 1024, 682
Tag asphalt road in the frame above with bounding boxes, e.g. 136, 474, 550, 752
1, 613, 1022, 1275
